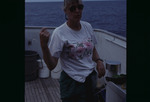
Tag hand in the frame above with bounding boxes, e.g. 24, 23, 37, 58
39, 28, 50, 48
96, 61, 106, 78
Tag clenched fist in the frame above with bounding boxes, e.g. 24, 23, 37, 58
39, 28, 50, 48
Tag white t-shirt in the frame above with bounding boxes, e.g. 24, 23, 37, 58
49, 21, 97, 83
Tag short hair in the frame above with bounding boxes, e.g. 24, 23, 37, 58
63, 0, 82, 10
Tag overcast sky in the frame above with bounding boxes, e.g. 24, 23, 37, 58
25, 0, 124, 2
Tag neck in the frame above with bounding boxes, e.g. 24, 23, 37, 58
67, 20, 81, 31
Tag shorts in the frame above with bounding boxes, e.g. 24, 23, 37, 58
59, 70, 98, 102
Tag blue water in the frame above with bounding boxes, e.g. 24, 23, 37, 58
25, 1, 126, 37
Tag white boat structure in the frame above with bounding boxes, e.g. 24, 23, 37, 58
25, 26, 126, 102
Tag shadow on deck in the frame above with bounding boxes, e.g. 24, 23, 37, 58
25, 77, 62, 102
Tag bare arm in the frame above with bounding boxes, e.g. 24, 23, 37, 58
92, 47, 105, 78
40, 28, 58, 71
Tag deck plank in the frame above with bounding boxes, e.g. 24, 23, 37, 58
25, 77, 62, 102
35, 79, 48, 102
41, 78, 56, 102
42, 78, 61, 102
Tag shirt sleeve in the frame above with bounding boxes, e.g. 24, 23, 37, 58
48, 29, 64, 58
91, 31, 97, 45
87, 22, 97, 45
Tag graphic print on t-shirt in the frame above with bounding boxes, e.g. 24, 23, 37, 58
64, 38, 94, 59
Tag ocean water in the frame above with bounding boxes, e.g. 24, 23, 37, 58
25, 1, 126, 37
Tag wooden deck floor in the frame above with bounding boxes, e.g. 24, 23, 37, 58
25, 77, 62, 102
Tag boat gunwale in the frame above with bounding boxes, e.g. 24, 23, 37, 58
25, 26, 126, 42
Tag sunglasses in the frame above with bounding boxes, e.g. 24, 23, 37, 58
69, 4, 84, 12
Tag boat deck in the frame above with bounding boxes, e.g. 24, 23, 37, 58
25, 77, 62, 102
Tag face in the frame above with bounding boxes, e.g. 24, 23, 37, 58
64, 2, 84, 22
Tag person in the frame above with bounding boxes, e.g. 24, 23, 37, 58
39, 0, 105, 102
